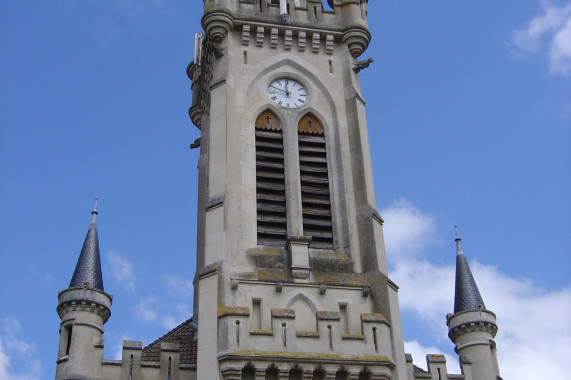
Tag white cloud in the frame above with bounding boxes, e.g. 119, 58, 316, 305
382, 198, 439, 260
550, 15, 571, 74
161, 303, 192, 330
106, 250, 136, 292
0, 319, 41, 380
382, 199, 571, 380
164, 275, 194, 299
511, 1, 571, 75
132, 297, 158, 322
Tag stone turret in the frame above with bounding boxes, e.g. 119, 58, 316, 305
55, 199, 113, 380
447, 228, 501, 380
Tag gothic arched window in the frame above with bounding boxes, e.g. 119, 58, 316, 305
266, 364, 280, 380
289, 365, 303, 380
298, 114, 333, 248
312, 367, 325, 380
241, 363, 256, 380
335, 368, 349, 380
255, 110, 287, 245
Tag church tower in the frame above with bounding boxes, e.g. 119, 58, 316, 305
55, 199, 113, 380
447, 229, 501, 380
188, 1, 409, 379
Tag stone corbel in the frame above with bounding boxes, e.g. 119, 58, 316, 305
287, 235, 312, 280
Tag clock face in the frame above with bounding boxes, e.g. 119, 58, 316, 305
267, 78, 307, 108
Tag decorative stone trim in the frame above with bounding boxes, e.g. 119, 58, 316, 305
361, 313, 388, 323
123, 340, 142, 349
312, 32, 321, 53
202, 11, 233, 43
141, 362, 161, 368
73, 321, 105, 334
426, 354, 446, 363
448, 321, 498, 341
326, 34, 334, 55
218, 350, 394, 367
298, 31, 306, 52
271, 308, 295, 318
56, 356, 68, 364
342, 27, 371, 57
196, 261, 220, 279
296, 330, 319, 338
341, 333, 365, 340
250, 329, 274, 336
242, 24, 250, 46
387, 278, 399, 291
94, 337, 105, 348
160, 342, 180, 352
218, 306, 250, 318
205, 193, 224, 211
316, 311, 340, 321
284, 29, 293, 50
270, 28, 278, 48
57, 300, 111, 323
256, 26, 264, 47
102, 359, 121, 366
456, 340, 492, 351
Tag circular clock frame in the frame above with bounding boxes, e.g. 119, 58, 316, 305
267, 78, 308, 108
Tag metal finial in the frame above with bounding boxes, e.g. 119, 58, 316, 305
91, 197, 98, 224
454, 225, 464, 256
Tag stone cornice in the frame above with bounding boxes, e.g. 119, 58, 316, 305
57, 299, 111, 323
218, 350, 395, 367
448, 320, 498, 341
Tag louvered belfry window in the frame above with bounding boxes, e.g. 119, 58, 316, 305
298, 114, 333, 248
255, 110, 287, 245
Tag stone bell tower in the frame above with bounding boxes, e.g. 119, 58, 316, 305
188, 1, 408, 378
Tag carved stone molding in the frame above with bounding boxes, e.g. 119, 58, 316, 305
202, 11, 234, 43
448, 320, 498, 341
342, 27, 371, 57
57, 299, 111, 323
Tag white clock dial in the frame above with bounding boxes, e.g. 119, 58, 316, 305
267, 78, 307, 108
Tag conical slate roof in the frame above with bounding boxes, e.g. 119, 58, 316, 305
69, 199, 104, 291
453, 228, 485, 313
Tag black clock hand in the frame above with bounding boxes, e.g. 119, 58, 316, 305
269, 85, 286, 93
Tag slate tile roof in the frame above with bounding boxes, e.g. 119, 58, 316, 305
454, 236, 486, 313
70, 217, 104, 291
141, 318, 197, 364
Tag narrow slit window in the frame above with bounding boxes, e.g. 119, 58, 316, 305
298, 114, 333, 248
252, 298, 262, 330
65, 324, 73, 355
339, 303, 349, 334
256, 111, 287, 246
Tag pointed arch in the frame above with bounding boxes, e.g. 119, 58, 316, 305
297, 113, 333, 248
358, 368, 372, 380
284, 292, 320, 332
284, 292, 320, 313
241, 363, 256, 380
256, 109, 287, 246
312, 366, 326, 380
335, 368, 349, 380
256, 110, 282, 131
289, 365, 303, 380
266, 364, 280, 380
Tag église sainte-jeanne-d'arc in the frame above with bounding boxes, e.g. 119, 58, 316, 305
54, 1, 502, 379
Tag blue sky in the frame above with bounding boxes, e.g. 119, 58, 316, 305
1, 1, 569, 379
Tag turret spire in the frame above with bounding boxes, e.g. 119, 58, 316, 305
69, 198, 104, 290
453, 226, 485, 313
